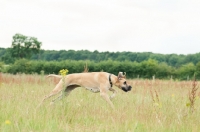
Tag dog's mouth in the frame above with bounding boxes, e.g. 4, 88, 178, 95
122, 86, 132, 92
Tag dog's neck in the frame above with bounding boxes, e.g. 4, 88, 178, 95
110, 74, 121, 88
109, 74, 113, 87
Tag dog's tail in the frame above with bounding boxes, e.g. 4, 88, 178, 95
47, 74, 62, 79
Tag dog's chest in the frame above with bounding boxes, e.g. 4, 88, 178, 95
85, 87, 100, 93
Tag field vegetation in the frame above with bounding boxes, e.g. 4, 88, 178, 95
1, 73, 200, 131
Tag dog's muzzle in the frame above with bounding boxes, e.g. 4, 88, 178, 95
122, 86, 132, 92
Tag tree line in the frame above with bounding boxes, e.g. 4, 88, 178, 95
0, 33, 200, 80
1, 47, 200, 68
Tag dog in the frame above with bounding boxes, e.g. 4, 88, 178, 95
39, 72, 132, 108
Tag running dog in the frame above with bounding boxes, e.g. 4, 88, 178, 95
39, 72, 132, 108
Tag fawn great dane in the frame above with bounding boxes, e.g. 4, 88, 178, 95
39, 72, 132, 108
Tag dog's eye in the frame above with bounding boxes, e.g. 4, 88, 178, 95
123, 81, 126, 85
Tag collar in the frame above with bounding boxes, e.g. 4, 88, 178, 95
109, 74, 113, 87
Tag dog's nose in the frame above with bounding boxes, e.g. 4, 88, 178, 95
128, 86, 132, 91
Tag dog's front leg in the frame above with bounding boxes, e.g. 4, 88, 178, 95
100, 91, 114, 109
109, 88, 116, 100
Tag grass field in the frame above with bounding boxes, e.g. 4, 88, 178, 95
0, 73, 200, 132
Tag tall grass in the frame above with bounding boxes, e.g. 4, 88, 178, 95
188, 76, 199, 113
0, 73, 200, 132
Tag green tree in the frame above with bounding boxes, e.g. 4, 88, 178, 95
139, 59, 158, 78
177, 63, 196, 80
11, 33, 42, 59
1, 48, 15, 64
0, 61, 5, 72
167, 54, 179, 67
195, 62, 200, 79
156, 62, 173, 79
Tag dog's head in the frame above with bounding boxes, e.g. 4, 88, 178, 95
116, 72, 132, 92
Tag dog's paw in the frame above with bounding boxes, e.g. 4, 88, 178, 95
50, 102, 54, 105
110, 96, 115, 100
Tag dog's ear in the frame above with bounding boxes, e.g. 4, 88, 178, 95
124, 72, 126, 78
118, 72, 125, 79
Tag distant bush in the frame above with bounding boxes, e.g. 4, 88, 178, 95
4, 59, 200, 80
0, 61, 4, 72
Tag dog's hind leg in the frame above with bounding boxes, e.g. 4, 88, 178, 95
37, 80, 64, 107
50, 85, 80, 104
42, 87, 63, 102
50, 92, 65, 104
36, 90, 62, 109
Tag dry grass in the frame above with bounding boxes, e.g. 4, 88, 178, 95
188, 76, 199, 113
0, 73, 200, 132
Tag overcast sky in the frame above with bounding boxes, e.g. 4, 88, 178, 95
0, 0, 200, 54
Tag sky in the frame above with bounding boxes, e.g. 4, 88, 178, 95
0, 0, 200, 55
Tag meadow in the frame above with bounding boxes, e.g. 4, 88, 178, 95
0, 73, 200, 132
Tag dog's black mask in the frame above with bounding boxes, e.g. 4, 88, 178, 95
122, 86, 132, 92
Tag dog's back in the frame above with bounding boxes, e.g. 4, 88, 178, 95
66, 72, 110, 86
